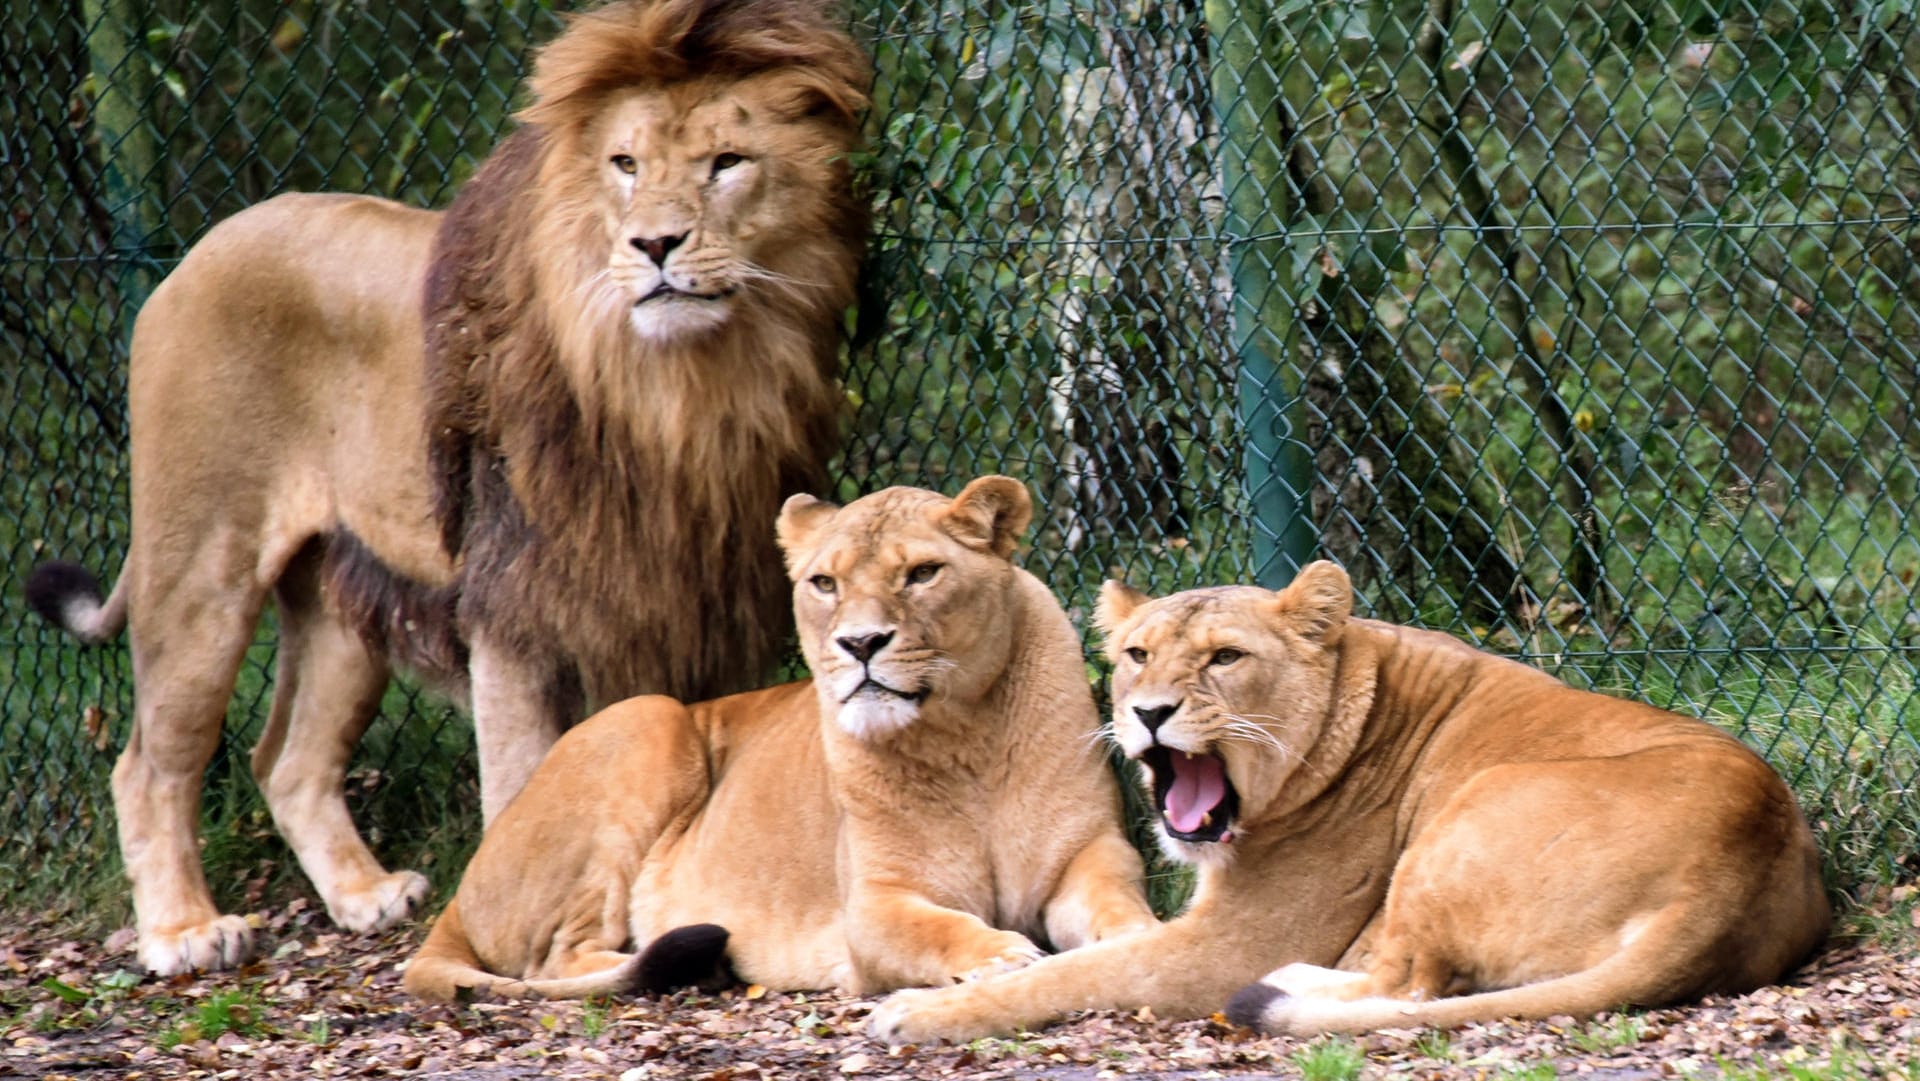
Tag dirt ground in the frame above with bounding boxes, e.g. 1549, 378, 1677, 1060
4, 901, 1915, 1081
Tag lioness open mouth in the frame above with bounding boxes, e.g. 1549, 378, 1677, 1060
1141, 746, 1238, 843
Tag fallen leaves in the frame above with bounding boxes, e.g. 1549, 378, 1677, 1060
0, 907, 1915, 1081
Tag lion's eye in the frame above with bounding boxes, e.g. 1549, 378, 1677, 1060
610, 153, 638, 175
905, 562, 942, 586
1210, 648, 1244, 667
809, 574, 837, 595
711, 152, 746, 177
1124, 647, 1149, 665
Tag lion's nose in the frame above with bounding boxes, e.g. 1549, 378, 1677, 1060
1133, 703, 1179, 733
632, 232, 688, 267
836, 630, 894, 663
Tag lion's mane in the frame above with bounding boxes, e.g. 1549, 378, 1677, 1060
419, 0, 871, 704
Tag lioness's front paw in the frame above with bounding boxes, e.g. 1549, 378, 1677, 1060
869, 985, 1000, 1046
138, 915, 255, 975
950, 932, 1044, 983
326, 871, 431, 933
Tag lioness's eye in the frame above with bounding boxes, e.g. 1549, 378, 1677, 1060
1124, 647, 1149, 664
809, 574, 837, 594
1210, 648, 1244, 667
610, 153, 638, 175
711, 152, 746, 176
905, 562, 941, 586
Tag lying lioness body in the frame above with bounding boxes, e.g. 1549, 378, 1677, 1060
403, 477, 1157, 1001
871, 561, 1829, 1042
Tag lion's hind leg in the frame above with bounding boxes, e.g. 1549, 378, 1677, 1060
253, 548, 427, 935
115, 555, 274, 974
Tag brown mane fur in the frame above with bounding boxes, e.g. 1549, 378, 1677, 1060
424, 0, 871, 703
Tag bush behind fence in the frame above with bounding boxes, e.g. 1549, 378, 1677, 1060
4, 0, 1918, 917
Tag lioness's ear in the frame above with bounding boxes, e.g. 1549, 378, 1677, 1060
1272, 560, 1352, 640
776, 492, 839, 567
941, 475, 1033, 559
1094, 580, 1151, 651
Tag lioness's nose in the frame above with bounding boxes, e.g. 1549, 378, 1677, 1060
1133, 703, 1179, 733
633, 232, 687, 267
836, 630, 894, 663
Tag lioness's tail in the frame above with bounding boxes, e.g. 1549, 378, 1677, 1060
25, 561, 128, 644
1225, 949, 1687, 1038
403, 903, 734, 1003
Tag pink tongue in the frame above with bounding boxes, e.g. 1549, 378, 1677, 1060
1165, 752, 1226, 833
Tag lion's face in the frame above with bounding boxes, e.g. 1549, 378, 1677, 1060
1095, 563, 1355, 862
578, 71, 860, 343
777, 477, 1034, 741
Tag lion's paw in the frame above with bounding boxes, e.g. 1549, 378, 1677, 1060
138, 915, 255, 976
326, 871, 431, 933
951, 933, 1045, 983
869, 985, 991, 1047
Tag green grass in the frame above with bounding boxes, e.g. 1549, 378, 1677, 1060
1567, 1012, 1645, 1053
1497, 1063, 1558, 1081
1410, 1030, 1456, 1062
1705, 1043, 1873, 1081
156, 987, 269, 1049
1289, 1037, 1368, 1081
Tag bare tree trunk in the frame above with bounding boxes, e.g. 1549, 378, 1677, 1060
1284, 117, 1534, 622
1047, 0, 1212, 549
1414, 0, 1610, 623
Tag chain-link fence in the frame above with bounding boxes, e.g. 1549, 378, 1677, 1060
6, 0, 1918, 916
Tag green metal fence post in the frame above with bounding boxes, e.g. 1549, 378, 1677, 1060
1204, 0, 1315, 588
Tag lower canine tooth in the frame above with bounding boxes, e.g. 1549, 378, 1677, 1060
1200, 812, 1212, 828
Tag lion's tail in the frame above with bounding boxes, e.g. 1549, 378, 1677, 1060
403, 906, 734, 1003
25, 560, 128, 645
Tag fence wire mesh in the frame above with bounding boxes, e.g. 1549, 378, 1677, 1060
4, 0, 1917, 914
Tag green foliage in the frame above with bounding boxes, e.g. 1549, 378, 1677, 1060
1498, 1063, 1559, 1081
1289, 1036, 1369, 1081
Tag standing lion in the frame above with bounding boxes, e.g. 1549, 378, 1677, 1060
25, 0, 870, 976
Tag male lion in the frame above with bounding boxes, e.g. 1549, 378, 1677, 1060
400, 476, 1158, 1001
870, 561, 1829, 1043
24, 0, 869, 976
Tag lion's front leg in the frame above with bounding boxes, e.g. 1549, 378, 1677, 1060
468, 639, 579, 824
868, 915, 1237, 1046
845, 880, 1044, 992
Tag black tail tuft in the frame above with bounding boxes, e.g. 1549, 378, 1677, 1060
635, 923, 734, 994
24, 561, 103, 630
1224, 980, 1287, 1032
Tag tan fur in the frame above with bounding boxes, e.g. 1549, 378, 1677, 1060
401, 478, 1158, 1002
870, 561, 1830, 1044
30, 0, 869, 976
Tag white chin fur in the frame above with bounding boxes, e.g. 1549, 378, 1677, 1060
835, 695, 923, 741
627, 297, 731, 341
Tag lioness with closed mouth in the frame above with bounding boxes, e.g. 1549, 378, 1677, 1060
870, 560, 1829, 1042
401, 476, 1157, 1001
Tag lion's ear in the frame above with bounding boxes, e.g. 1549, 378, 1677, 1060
941, 475, 1033, 559
1271, 560, 1352, 641
776, 492, 840, 566
1094, 579, 1151, 650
